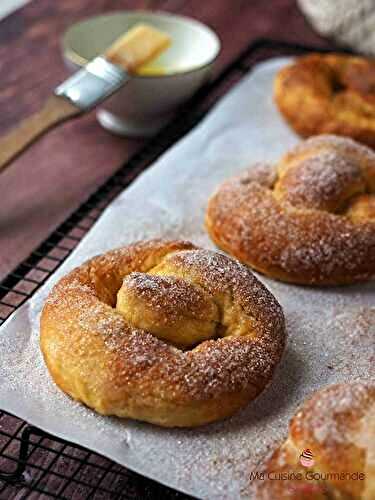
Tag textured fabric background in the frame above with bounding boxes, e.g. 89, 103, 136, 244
299, 0, 375, 54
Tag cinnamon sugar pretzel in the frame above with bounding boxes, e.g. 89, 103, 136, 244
206, 135, 375, 285
40, 239, 285, 427
274, 53, 375, 148
255, 381, 375, 499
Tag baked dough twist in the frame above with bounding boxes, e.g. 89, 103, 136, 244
255, 381, 375, 499
206, 135, 375, 285
274, 53, 375, 148
40, 239, 285, 427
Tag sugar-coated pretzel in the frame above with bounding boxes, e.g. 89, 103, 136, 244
274, 53, 375, 148
255, 381, 375, 499
40, 239, 285, 427
206, 135, 375, 285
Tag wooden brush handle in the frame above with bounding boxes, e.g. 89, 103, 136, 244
0, 95, 81, 173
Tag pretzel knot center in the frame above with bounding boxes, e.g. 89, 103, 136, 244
272, 144, 375, 222
115, 251, 259, 349
116, 270, 220, 348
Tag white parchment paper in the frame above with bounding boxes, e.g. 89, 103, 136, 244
0, 58, 374, 499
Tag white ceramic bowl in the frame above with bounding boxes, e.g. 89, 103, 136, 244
62, 11, 221, 136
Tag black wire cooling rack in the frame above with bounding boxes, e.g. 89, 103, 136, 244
0, 39, 333, 499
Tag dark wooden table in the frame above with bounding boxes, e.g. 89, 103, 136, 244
0, 1, 331, 499
0, 0, 329, 281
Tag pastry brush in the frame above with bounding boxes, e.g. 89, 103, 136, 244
0, 23, 171, 172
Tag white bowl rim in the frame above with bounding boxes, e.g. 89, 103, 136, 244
62, 10, 221, 80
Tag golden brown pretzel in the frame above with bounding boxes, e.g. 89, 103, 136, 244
255, 381, 375, 500
40, 239, 285, 427
274, 53, 375, 148
206, 135, 375, 285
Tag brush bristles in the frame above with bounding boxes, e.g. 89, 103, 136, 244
105, 23, 171, 72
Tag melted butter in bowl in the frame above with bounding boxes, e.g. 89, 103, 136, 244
62, 10, 220, 136
136, 64, 168, 76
